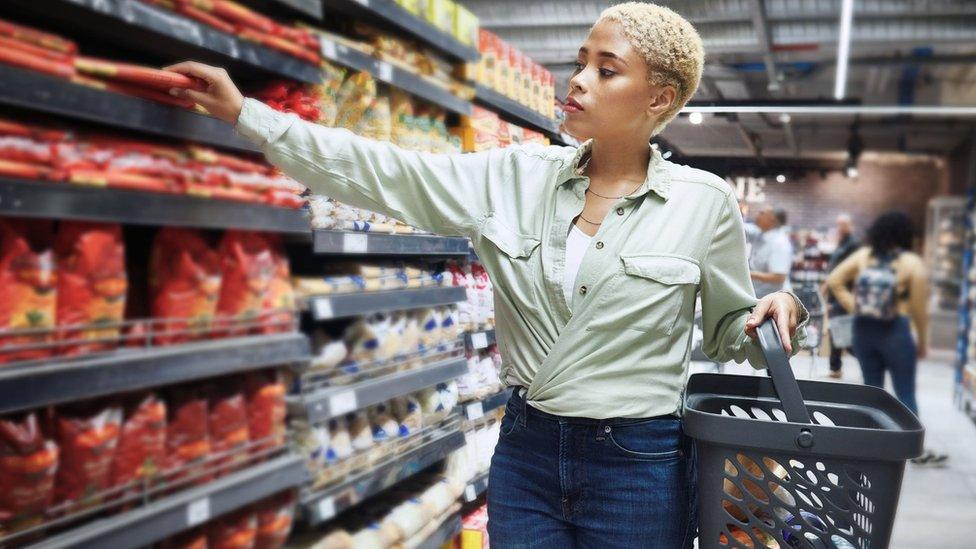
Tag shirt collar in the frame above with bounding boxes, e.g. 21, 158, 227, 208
557, 139, 671, 202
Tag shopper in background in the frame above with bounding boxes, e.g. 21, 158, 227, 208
823, 214, 859, 379
748, 205, 794, 298
163, 3, 808, 546
826, 211, 946, 467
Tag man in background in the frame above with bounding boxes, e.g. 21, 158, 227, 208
748, 206, 794, 298
823, 214, 860, 378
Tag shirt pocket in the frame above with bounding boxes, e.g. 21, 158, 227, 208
480, 215, 541, 261
588, 253, 701, 334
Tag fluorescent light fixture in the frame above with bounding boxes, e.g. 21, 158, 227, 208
834, 0, 855, 100
779, 113, 792, 124
846, 166, 858, 179
681, 105, 976, 116
776, 174, 786, 183
689, 111, 703, 124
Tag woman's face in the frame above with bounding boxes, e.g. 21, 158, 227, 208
564, 19, 675, 142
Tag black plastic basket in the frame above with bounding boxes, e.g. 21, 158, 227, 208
684, 320, 924, 549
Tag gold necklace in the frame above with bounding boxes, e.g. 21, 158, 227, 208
578, 214, 602, 226
586, 179, 645, 200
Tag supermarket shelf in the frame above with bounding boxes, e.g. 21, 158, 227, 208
313, 230, 470, 256
463, 471, 489, 503
0, 178, 310, 233
457, 388, 512, 422
41, 0, 322, 83
473, 83, 559, 136
304, 286, 468, 321
0, 333, 311, 414
318, 37, 471, 115
34, 453, 306, 549
300, 426, 465, 525
418, 514, 463, 549
464, 328, 496, 350
288, 356, 467, 422
270, 0, 323, 18
321, 0, 479, 63
0, 65, 256, 153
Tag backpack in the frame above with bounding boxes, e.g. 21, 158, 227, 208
853, 252, 902, 320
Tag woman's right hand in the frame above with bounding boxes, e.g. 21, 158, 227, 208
163, 61, 244, 124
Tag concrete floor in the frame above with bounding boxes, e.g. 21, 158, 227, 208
712, 349, 974, 549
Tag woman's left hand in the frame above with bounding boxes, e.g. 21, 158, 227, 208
744, 292, 800, 353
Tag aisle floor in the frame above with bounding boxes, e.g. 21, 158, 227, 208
717, 349, 975, 548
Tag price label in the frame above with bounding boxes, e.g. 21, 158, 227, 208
321, 40, 337, 59
466, 401, 484, 421
343, 232, 368, 254
464, 484, 477, 502
330, 390, 358, 416
377, 61, 393, 82
186, 497, 211, 526
470, 332, 488, 349
313, 298, 334, 320
317, 497, 337, 521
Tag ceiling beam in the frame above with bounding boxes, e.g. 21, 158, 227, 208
748, 0, 779, 92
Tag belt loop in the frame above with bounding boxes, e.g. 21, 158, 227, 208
518, 387, 528, 428
596, 419, 606, 441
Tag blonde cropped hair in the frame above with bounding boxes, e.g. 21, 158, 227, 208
597, 2, 704, 136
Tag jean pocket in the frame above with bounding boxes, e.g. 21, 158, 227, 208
499, 406, 522, 437
605, 418, 683, 461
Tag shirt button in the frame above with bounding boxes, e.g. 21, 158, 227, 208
616, 208, 624, 216
579, 285, 588, 296
595, 241, 604, 250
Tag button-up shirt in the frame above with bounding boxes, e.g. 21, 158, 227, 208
748, 226, 794, 298
236, 98, 807, 419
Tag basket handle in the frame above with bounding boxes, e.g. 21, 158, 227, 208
757, 319, 811, 424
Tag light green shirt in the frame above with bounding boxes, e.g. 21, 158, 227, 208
236, 98, 807, 419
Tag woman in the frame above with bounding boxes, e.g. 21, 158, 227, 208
167, 3, 805, 546
827, 211, 946, 467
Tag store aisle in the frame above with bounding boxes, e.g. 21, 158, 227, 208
720, 350, 975, 548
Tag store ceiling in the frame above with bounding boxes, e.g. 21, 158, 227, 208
465, 0, 976, 161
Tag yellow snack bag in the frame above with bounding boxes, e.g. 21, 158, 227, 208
336, 71, 377, 131
359, 93, 393, 142
453, 4, 479, 46
312, 60, 347, 127
390, 90, 415, 149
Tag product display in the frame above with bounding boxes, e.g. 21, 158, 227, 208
0, 218, 56, 363
470, 30, 555, 119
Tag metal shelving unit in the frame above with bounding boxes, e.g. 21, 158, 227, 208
0, 65, 256, 153
303, 286, 467, 321
288, 355, 467, 422
0, 178, 310, 233
457, 388, 511, 422
29, 454, 306, 549
300, 424, 465, 525
473, 83, 559, 136
0, 333, 310, 414
270, 0, 323, 18
312, 230, 470, 256
317, 36, 471, 115
321, 0, 479, 63
463, 471, 489, 503
463, 328, 496, 350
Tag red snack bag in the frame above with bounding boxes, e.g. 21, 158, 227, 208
110, 393, 167, 491
0, 411, 58, 533
0, 158, 58, 181
208, 383, 250, 471
0, 19, 77, 54
164, 387, 211, 484
0, 218, 56, 364
160, 528, 209, 549
74, 56, 206, 91
55, 222, 127, 356
150, 229, 222, 345
259, 236, 294, 334
215, 232, 275, 335
208, 508, 258, 549
54, 403, 123, 509
244, 371, 286, 451
0, 45, 75, 80
254, 492, 295, 549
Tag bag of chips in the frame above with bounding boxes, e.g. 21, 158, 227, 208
208, 384, 250, 472
54, 403, 123, 509
244, 371, 286, 451
216, 232, 275, 336
258, 236, 294, 335
0, 411, 58, 533
110, 393, 166, 491
150, 228, 222, 345
208, 508, 258, 549
165, 387, 211, 484
254, 492, 295, 549
55, 222, 127, 356
0, 218, 56, 363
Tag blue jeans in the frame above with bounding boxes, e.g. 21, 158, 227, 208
852, 316, 919, 415
487, 390, 698, 548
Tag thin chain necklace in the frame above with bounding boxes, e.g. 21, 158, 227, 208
586, 180, 644, 200
578, 214, 602, 226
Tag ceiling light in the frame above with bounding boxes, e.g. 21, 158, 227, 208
835, 0, 854, 100
776, 174, 786, 183
779, 113, 791, 124
846, 165, 859, 179
688, 111, 703, 125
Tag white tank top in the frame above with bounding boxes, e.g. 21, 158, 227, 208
564, 224, 592, 303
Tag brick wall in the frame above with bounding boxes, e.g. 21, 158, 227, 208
720, 154, 955, 236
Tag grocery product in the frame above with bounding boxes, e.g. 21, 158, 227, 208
160, 528, 209, 549
0, 411, 58, 533
216, 231, 276, 335
258, 235, 295, 334
74, 56, 205, 91
54, 403, 123, 508
453, 4, 479, 47
150, 228, 222, 345
244, 370, 287, 450
254, 492, 295, 549
110, 393, 167, 490
208, 384, 250, 469
208, 508, 258, 549
55, 221, 127, 356
0, 218, 56, 364
335, 72, 378, 132
165, 387, 211, 480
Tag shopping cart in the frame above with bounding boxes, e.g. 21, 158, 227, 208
684, 319, 924, 549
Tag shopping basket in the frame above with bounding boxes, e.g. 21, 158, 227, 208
684, 319, 924, 549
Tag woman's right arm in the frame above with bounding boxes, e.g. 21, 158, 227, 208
166, 62, 510, 237
825, 247, 868, 313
